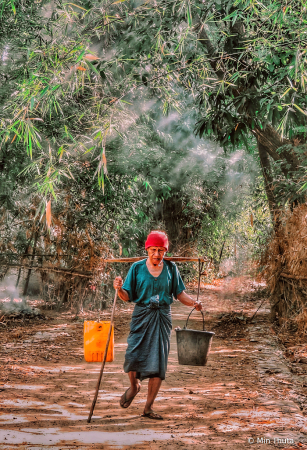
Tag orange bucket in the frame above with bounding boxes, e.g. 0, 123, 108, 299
84, 321, 114, 362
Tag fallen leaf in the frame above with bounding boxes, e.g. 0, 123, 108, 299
46, 200, 51, 228
84, 54, 99, 61
257, 420, 276, 424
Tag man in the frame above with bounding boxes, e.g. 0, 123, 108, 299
113, 230, 202, 420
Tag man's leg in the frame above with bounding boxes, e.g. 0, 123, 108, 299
144, 377, 162, 413
121, 371, 141, 407
128, 371, 141, 395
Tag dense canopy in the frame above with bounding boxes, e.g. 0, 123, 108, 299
0, 0, 306, 304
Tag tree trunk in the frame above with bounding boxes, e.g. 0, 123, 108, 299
23, 226, 40, 296
252, 125, 300, 174
154, 195, 196, 252
257, 141, 276, 218
197, 24, 224, 79
16, 229, 35, 288
15, 268, 22, 288
155, 195, 184, 251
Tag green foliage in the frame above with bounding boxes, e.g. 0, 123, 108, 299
1, 0, 306, 190
4, 0, 301, 292
193, 0, 307, 148
196, 152, 272, 272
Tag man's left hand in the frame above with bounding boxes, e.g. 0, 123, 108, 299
194, 301, 202, 311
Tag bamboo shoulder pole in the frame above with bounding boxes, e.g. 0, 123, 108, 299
87, 289, 118, 423
104, 256, 207, 263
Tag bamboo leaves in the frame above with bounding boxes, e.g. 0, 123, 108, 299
10, 0, 15, 15
186, 0, 192, 27
85, 61, 100, 76
93, 148, 108, 193
1, 0, 307, 205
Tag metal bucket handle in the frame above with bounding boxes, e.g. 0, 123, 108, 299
185, 307, 205, 331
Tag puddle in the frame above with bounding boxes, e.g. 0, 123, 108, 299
216, 421, 250, 432
98, 392, 121, 401
135, 395, 174, 403
20, 428, 60, 434
210, 410, 228, 417
98, 395, 121, 400
28, 366, 82, 373
0, 414, 28, 424
43, 404, 97, 421
184, 432, 207, 437
1, 399, 98, 421
197, 387, 228, 393
163, 388, 185, 392
1, 428, 173, 446
25, 331, 71, 343
231, 408, 306, 424
2, 399, 45, 407
217, 414, 307, 433
3, 384, 45, 390
232, 409, 278, 418
68, 402, 86, 408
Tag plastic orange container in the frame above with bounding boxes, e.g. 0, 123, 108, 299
84, 321, 114, 362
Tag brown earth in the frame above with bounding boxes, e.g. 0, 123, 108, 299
1, 277, 307, 449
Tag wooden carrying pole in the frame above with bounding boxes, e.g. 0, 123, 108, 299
87, 289, 118, 423
197, 258, 204, 302
104, 256, 207, 263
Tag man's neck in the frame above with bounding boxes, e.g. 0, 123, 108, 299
147, 259, 163, 270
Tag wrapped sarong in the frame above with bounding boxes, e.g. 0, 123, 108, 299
124, 298, 172, 381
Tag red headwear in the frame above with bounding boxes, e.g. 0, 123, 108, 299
145, 231, 169, 251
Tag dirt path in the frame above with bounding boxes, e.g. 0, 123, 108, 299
1, 278, 307, 449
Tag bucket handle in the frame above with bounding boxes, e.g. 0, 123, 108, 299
185, 307, 205, 331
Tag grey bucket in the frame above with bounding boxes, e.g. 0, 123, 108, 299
176, 308, 215, 366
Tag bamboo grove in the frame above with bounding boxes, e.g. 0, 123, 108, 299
0, 0, 307, 318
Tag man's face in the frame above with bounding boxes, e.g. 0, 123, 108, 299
147, 247, 166, 266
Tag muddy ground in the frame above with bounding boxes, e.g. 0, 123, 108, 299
1, 276, 307, 449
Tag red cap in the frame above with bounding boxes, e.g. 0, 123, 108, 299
145, 231, 169, 251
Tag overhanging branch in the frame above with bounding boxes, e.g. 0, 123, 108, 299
195, 20, 300, 174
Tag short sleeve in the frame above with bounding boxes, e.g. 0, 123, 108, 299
122, 264, 136, 302
171, 263, 185, 299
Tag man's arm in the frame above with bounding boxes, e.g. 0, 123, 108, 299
177, 291, 202, 311
113, 276, 130, 302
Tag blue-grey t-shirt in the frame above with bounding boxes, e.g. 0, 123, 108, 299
122, 259, 185, 306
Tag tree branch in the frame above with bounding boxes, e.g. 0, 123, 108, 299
196, 23, 224, 80
253, 125, 300, 174
195, 20, 300, 174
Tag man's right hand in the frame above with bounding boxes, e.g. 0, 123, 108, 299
113, 276, 130, 302
113, 276, 123, 290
